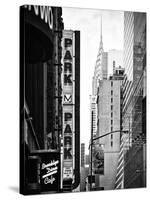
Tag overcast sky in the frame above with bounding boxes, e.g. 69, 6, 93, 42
62, 7, 124, 153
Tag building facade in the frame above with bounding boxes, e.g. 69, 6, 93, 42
90, 95, 97, 137
20, 5, 64, 194
122, 11, 146, 188
80, 144, 89, 192
95, 75, 123, 190
90, 18, 108, 151
108, 49, 123, 76
81, 143, 85, 167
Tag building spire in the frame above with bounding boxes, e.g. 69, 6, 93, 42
92, 14, 104, 95
100, 15, 103, 50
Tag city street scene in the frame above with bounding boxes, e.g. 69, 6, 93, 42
20, 5, 146, 195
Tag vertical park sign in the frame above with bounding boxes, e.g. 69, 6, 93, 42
62, 30, 75, 183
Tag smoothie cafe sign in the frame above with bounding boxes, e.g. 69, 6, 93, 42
62, 30, 75, 181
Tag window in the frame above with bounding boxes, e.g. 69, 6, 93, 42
111, 120, 113, 125
111, 126, 113, 132
113, 60, 115, 68
111, 98, 113, 103
111, 90, 113, 96
111, 134, 113, 139
111, 105, 113, 110
111, 112, 113, 118
111, 141, 113, 147
111, 81, 113, 87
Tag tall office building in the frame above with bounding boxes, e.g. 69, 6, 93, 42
95, 69, 123, 190
92, 19, 108, 95
121, 11, 146, 188
90, 18, 108, 142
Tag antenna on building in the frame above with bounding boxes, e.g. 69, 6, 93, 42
100, 14, 103, 49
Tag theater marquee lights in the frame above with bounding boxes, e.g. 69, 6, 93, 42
62, 31, 75, 182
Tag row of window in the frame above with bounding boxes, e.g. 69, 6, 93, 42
111, 85, 113, 147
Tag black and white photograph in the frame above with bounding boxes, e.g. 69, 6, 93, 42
19, 3, 146, 195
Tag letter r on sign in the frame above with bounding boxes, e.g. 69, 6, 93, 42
65, 38, 72, 47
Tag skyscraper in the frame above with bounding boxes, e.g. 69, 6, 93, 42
95, 70, 124, 190
122, 11, 146, 189
92, 17, 107, 95
90, 17, 108, 140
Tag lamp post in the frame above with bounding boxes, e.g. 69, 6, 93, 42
90, 111, 93, 191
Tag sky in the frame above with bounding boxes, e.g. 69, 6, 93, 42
62, 7, 124, 154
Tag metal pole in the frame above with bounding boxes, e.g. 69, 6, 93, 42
128, 116, 130, 147
90, 111, 93, 191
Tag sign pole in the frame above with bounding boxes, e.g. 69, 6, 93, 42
90, 111, 93, 190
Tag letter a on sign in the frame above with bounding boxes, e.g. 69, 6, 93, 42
64, 51, 72, 60
64, 124, 72, 134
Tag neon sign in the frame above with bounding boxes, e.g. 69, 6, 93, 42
41, 160, 59, 185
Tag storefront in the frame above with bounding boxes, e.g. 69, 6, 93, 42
20, 5, 63, 194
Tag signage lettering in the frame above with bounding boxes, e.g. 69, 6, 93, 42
39, 152, 60, 192
62, 33, 74, 180
64, 62, 72, 73
63, 167, 73, 179
65, 112, 72, 121
64, 94, 72, 103
64, 136, 72, 145
65, 38, 72, 47
64, 51, 72, 60
64, 124, 72, 134
64, 74, 72, 85
42, 160, 59, 169
64, 148, 72, 159
24, 5, 53, 30
64, 112, 73, 160
44, 176, 55, 185
41, 160, 59, 185
64, 37, 73, 86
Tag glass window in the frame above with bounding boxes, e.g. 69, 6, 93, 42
111, 112, 113, 118
111, 126, 113, 131
111, 141, 113, 147
113, 60, 115, 68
